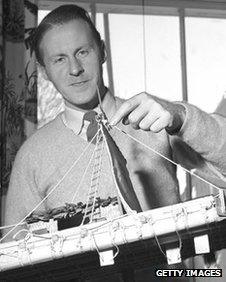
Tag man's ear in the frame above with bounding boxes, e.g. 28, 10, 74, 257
100, 40, 107, 64
38, 63, 49, 81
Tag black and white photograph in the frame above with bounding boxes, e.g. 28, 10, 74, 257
0, 0, 226, 281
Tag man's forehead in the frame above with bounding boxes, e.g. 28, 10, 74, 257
41, 19, 94, 46
40, 19, 96, 56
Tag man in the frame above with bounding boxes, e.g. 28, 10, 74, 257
4, 2, 226, 247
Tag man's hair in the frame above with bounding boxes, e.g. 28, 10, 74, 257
34, 4, 102, 66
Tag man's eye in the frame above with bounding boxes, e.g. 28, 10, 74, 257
54, 57, 65, 64
77, 49, 89, 58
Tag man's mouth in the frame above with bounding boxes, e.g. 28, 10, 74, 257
70, 80, 89, 86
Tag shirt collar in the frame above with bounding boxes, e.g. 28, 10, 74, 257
62, 90, 117, 135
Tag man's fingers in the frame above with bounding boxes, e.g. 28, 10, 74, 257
110, 92, 173, 133
149, 111, 172, 133
126, 105, 149, 128
110, 95, 143, 125
137, 111, 158, 131
135, 109, 172, 132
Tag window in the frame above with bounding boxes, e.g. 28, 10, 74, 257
109, 14, 181, 100
186, 17, 226, 112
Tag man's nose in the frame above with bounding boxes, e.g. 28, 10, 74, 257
69, 58, 84, 76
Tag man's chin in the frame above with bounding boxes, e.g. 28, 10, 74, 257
65, 97, 99, 111
64, 86, 107, 110
77, 100, 99, 110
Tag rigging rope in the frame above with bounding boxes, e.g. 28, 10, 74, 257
81, 129, 104, 225
142, 0, 147, 92
113, 125, 224, 190
0, 130, 100, 243
1, 5, 225, 249
89, 132, 105, 222
71, 128, 102, 203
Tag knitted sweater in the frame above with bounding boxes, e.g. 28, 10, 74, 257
4, 97, 226, 241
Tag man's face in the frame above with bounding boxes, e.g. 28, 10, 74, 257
40, 19, 105, 110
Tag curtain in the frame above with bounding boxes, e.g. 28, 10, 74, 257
0, 0, 38, 225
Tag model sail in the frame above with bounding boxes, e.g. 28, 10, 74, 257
101, 123, 142, 214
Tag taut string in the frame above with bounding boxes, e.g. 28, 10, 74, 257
113, 125, 224, 190
0, 131, 100, 243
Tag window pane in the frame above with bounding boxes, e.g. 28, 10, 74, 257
109, 14, 182, 101
186, 17, 226, 112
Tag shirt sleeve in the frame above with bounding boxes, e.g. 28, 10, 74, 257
170, 102, 226, 188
